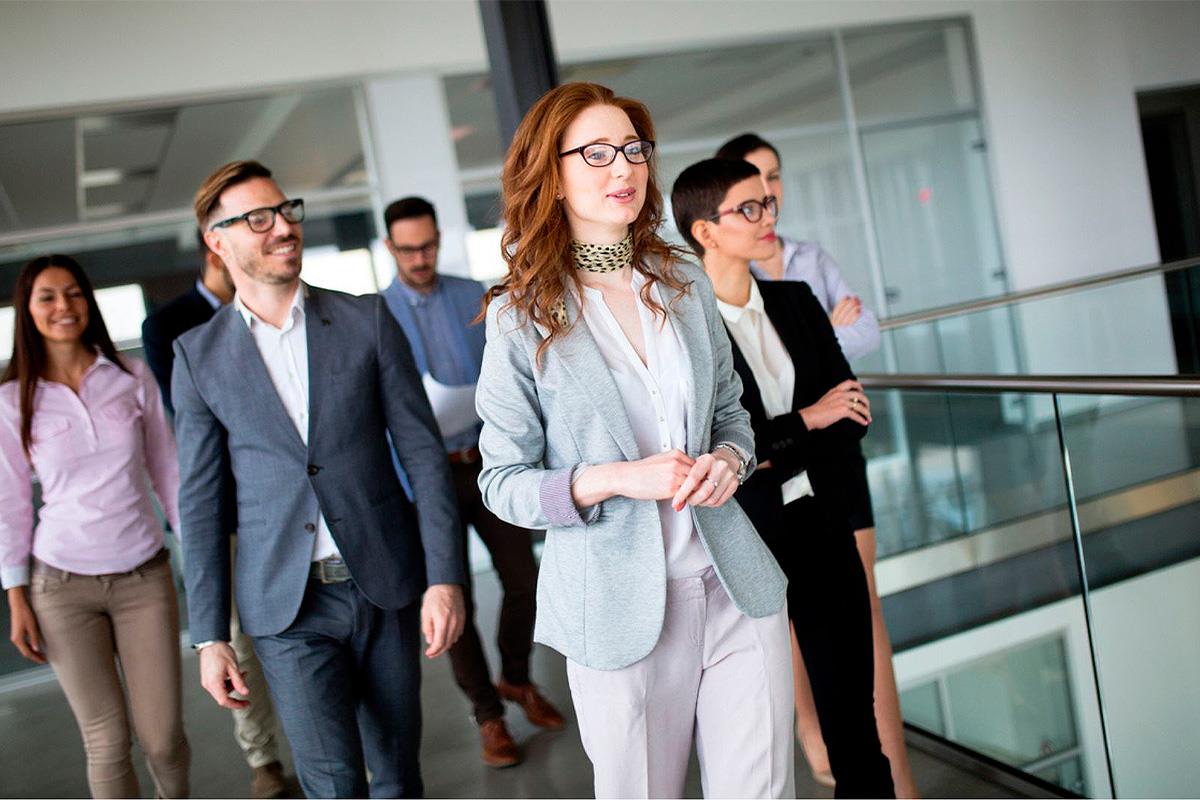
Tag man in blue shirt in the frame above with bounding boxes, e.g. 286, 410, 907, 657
381, 197, 563, 768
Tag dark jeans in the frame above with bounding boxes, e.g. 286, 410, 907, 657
769, 495, 895, 799
253, 580, 422, 799
448, 459, 539, 723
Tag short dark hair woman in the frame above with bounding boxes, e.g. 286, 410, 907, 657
673, 157, 895, 798
716, 132, 916, 796
0, 255, 189, 798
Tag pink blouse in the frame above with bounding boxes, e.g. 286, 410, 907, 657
0, 353, 180, 589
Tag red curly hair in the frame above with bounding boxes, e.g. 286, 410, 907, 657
483, 82, 689, 364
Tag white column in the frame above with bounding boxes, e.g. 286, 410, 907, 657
361, 73, 472, 281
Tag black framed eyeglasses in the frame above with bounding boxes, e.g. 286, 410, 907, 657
209, 198, 305, 233
559, 139, 655, 168
390, 237, 440, 258
708, 195, 778, 224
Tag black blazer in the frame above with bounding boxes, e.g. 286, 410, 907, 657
729, 279, 867, 532
142, 286, 218, 416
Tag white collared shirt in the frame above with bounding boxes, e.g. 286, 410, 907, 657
576, 270, 711, 579
234, 285, 339, 562
716, 280, 814, 506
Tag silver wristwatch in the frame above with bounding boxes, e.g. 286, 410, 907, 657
713, 441, 750, 484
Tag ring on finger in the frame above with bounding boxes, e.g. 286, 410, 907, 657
708, 477, 720, 490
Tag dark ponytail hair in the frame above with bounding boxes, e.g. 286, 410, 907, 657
1, 254, 127, 455
714, 132, 781, 164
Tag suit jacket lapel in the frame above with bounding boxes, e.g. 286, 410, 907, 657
759, 282, 810, 413
668, 282, 711, 456
726, 332, 767, 420
541, 291, 641, 462
221, 307, 307, 453
304, 286, 333, 450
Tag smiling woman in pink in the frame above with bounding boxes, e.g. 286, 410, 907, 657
0, 254, 190, 799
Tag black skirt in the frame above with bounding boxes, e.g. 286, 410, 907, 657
843, 444, 875, 532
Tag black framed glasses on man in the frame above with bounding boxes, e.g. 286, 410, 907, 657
709, 195, 778, 224
209, 199, 305, 233
389, 237, 440, 260
559, 139, 655, 168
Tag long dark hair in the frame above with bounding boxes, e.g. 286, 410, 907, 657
1, 254, 127, 455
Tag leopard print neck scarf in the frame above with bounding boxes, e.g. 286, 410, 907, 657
571, 232, 633, 273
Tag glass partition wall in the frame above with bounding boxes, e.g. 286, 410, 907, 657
443, 17, 1011, 360
866, 380, 1200, 798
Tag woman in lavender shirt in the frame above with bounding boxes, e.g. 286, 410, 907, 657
717, 133, 918, 798
0, 255, 189, 798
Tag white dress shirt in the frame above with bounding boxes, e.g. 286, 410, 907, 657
576, 270, 712, 579
716, 280, 815, 506
235, 285, 339, 562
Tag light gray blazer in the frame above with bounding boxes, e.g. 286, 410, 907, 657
476, 261, 787, 670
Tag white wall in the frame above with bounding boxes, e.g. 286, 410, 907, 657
0, 1, 487, 118
1089, 557, 1200, 798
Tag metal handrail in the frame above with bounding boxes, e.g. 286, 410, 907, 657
878, 255, 1200, 331
859, 373, 1200, 397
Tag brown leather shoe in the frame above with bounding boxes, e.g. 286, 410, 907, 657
251, 761, 288, 799
479, 718, 521, 768
496, 679, 566, 730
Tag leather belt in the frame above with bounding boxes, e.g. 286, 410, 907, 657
448, 446, 481, 466
32, 548, 170, 582
309, 557, 352, 584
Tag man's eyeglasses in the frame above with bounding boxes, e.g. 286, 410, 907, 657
708, 195, 778, 224
559, 139, 655, 168
209, 199, 305, 233
390, 238, 440, 258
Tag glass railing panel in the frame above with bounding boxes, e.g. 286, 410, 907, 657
1012, 275, 1177, 376
869, 389, 1067, 559
884, 505, 1107, 795
866, 389, 966, 557
1058, 393, 1200, 798
880, 265, 1200, 378
869, 384, 1113, 796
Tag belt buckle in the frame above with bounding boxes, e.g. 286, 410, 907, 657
315, 558, 344, 584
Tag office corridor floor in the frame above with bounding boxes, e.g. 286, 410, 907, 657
0, 569, 1040, 799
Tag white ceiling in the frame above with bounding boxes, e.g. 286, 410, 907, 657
0, 86, 367, 235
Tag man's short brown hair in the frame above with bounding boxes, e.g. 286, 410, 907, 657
194, 160, 273, 230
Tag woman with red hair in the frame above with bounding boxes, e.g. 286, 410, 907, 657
474, 83, 795, 798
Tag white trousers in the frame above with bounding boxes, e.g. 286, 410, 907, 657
566, 568, 795, 799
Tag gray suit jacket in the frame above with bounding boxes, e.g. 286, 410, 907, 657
172, 285, 465, 643
476, 262, 786, 670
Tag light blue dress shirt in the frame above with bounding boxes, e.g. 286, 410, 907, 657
751, 236, 881, 361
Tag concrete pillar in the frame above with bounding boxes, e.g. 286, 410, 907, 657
361, 73, 472, 280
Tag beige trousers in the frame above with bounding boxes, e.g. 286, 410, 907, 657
566, 568, 795, 799
31, 549, 190, 799
228, 538, 280, 769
